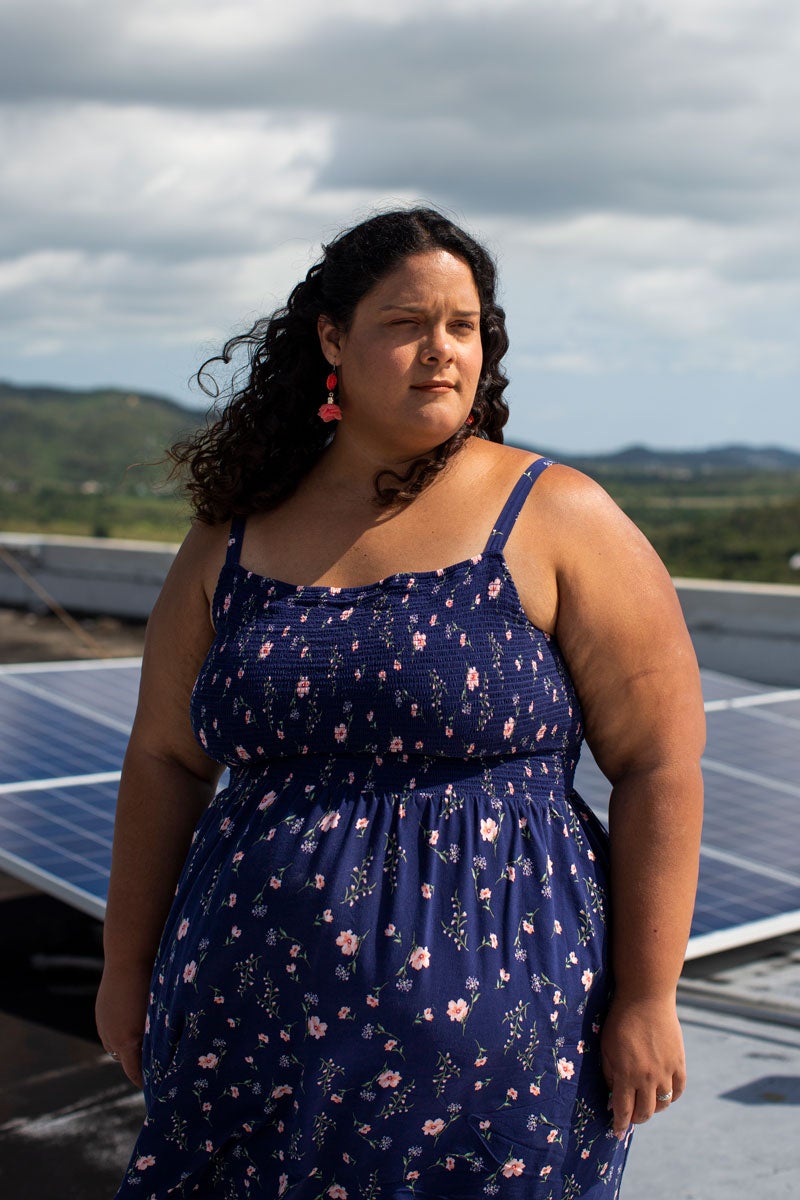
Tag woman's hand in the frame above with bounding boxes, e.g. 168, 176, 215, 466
95, 961, 152, 1089
600, 993, 686, 1138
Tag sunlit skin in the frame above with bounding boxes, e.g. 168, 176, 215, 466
96, 242, 704, 1154
317, 250, 483, 470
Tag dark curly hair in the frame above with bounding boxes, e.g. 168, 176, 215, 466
170, 207, 510, 521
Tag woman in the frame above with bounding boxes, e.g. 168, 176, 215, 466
97, 208, 704, 1199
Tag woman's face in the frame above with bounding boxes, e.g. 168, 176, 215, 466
318, 250, 483, 459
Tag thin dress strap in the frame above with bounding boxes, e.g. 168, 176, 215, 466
225, 515, 247, 567
483, 458, 555, 554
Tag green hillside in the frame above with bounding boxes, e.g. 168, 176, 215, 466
0, 380, 200, 539
1, 381, 799, 581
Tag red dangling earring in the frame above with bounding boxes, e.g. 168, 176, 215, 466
466, 414, 475, 426
318, 365, 342, 423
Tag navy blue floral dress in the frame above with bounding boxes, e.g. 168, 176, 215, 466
116, 457, 632, 1199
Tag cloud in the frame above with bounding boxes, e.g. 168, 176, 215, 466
0, 0, 798, 448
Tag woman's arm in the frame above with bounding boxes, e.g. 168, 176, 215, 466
95, 520, 227, 1087
542, 468, 705, 1138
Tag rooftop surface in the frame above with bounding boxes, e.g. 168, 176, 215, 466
0, 608, 798, 1198
2, 865, 799, 1199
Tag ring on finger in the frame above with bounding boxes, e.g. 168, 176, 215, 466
107, 1050, 121, 1061
656, 1089, 673, 1103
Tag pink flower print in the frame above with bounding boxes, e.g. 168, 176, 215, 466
489, 932, 498, 948
557, 1057, 575, 1080
507, 866, 516, 881
204, 1139, 214, 1152
230, 925, 241, 938
307, 1015, 328, 1039
445, 726, 453, 738
338, 1006, 351, 1018
581, 1149, 590, 1160
499, 968, 510, 982
278, 1174, 289, 1196
334, 723, 348, 743
503, 717, 515, 739
466, 666, 480, 691
198, 728, 208, 749
536, 723, 548, 742
351, 640, 359, 652
315, 873, 325, 889
183, 960, 197, 984
459, 632, 467, 646
507, 1086, 518, 1099
355, 817, 369, 831
288, 943, 301, 958
420, 883, 433, 899
430, 613, 438, 625
568, 950, 578, 964
228, 893, 237, 906
447, 998, 469, 1023
320, 810, 341, 832
285, 963, 296, 974
384, 923, 396, 936
577, 1040, 586, 1054
232, 851, 244, 863
336, 930, 359, 956
340, 608, 354, 621
406, 1172, 419, 1182
423, 1007, 434, 1021
296, 677, 310, 697
423, 1118, 446, 1136
176, 918, 189, 940
479, 887, 492, 900
235, 745, 251, 761
474, 593, 481, 605
530, 1082, 541, 1096
445, 598, 454, 607
581, 968, 594, 992
410, 946, 431, 970
547, 1129, 558, 1143
474, 1055, 487, 1067
415, 740, 424, 750
503, 1158, 525, 1178
322, 908, 333, 922
331, 1093, 342, 1103
488, 577, 502, 599
389, 736, 403, 753
198, 1053, 219, 1069
384, 1038, 397, 1050
222, 594, 231, 613
445, 1156, 455, 1171
258, 641, 273, 657
394, 659, 402, 671
378, 1069, 401, 1088
412, 631, 427, 650
258, 791, 277, 810
480, 817, 499, 842
540, 1165, 552, 1179
135, 1155, 156, 1170
271, 1084, 293, 1098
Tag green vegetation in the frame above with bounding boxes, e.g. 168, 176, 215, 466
580, 468, 800, 584
1, 382, 799, 582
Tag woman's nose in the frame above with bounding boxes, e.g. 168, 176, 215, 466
420, 324, 454, 362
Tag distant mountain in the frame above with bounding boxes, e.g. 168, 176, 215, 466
566, 443, 800, 474
2, 380, 799, 493
0, 380, 197, 493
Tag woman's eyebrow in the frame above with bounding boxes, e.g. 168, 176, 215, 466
378, 303, 480, 316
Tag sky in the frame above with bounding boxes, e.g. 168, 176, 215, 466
1, 0, 799, 453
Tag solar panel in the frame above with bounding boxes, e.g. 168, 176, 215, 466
0, 659, 798, 957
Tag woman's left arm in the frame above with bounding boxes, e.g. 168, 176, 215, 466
543, 467, 705, 1140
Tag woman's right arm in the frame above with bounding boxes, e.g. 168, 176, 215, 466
95, 520, 227, 1087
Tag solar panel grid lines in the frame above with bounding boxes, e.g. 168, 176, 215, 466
0, 659, 798, 957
